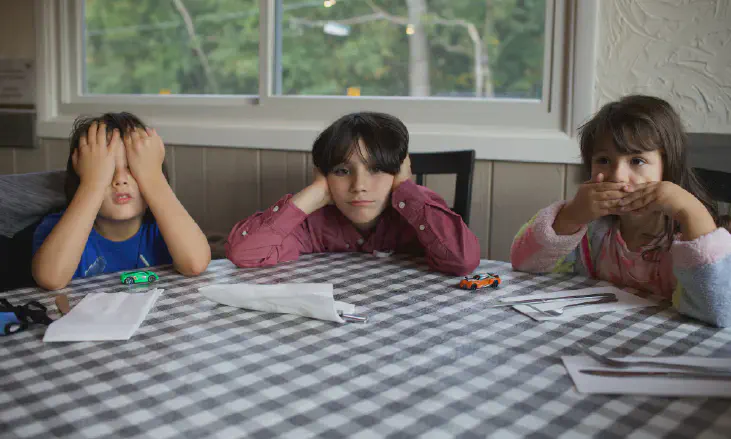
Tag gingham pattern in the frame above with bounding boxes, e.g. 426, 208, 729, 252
2, 254, 730, 439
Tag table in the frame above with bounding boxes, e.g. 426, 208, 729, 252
2, 254, 731, 438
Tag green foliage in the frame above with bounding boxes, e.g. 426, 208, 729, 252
85, 0, 545, 98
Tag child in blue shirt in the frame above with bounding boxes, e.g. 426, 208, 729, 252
32, 113, 210, 289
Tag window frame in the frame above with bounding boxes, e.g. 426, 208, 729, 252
36, 0, 598, 163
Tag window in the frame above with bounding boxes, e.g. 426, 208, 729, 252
37, 0, 598, 162
277, 0, 546, 100
83, 0, 259, 95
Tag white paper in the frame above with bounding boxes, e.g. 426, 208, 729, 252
500, 286, 657, 321
199, 283, 355, 323
43, 289, 163, 342
563, 355, 731, 398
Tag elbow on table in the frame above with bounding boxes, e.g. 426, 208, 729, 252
703, 308, 731, 328
176, 258, 210, 277
674, 296, 731, 328
439, 250, 480, 277
32, 270, 70, 291
226, 249, 277, 269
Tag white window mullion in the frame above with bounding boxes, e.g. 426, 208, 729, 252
258, 0, 275, 105
35, 0, 60, 123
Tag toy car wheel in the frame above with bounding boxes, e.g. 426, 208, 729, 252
148, 275, 157, 283
470, 284, 477, 290
124, 278, 134, 285
491, 282, 499, 288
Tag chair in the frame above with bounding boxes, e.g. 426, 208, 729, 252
410, 150, 475, 225
694, 168, 731, 204
0, 170, 67, 291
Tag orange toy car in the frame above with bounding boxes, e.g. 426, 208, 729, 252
459, 273, 501, 290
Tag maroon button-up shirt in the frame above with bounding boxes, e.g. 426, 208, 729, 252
226, 180, 480, 276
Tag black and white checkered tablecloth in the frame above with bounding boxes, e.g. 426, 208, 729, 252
2, 253, 731, 438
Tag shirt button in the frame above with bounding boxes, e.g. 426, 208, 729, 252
398, 201, 406, 209
345, 244, 350, 249
357, 238, 364, 245
273, 206, 280, 212
419, 225, 425, 231
242, 230, 248, 236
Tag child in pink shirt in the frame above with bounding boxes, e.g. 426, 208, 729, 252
511, 95, 731, 327
226, 112, 480, 276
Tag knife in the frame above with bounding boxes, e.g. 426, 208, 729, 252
579, 369, 731, 380
485, 293, 616, 308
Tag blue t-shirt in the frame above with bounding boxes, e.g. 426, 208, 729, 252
32, 212, 173, 279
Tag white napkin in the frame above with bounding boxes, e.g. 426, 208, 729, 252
503, 286, 657, 321
199, 283, 355, 323
562, 355, 731, 398
43, 288, 163, 342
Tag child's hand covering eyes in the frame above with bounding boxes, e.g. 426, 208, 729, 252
124, 128, 166, 184
72, 122, 119, 188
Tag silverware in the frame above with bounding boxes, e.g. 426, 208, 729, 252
579, 369, 731, 381
527, 296, 619, 317
485, 292, 616, 308
579, 343, 731, 374
338, 311, 368, 323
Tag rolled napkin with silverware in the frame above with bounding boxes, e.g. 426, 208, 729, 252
562, 346, 731, 397
198, 283, 365, 324
491, 286, 658, 321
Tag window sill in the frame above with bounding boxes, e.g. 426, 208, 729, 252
37, 116, 581, 164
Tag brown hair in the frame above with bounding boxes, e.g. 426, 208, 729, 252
65, 112, 169, 223
578, 94, 721, 251
312, 112, 408, 175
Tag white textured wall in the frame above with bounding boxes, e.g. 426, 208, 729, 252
596, 0, 731, 133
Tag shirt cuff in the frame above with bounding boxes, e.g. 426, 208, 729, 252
391, 180, 430, 214
672, 227, 731, 270
391, 180, 439, 245
259, 194, 308, 237
530, 201, 588, 250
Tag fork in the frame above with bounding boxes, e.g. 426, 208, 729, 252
527, 296, 618, 317
579, 343, 731, 374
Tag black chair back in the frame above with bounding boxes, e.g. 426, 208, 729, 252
694, 167, 731, 204
410, 150, 475, 225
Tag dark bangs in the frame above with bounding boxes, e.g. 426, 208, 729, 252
312, 112, 408, 175
579, 97, 674, 175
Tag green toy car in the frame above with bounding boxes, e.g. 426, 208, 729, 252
120, 270, 158, 285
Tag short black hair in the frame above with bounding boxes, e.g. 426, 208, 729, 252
312, 112, 408, 175
65, 112, 169, 222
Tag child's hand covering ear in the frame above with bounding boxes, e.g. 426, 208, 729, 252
291, 168, 332, 215
312, 169, 333, 207
392, 155, 412, 190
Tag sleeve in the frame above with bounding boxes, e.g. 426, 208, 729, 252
225, 194, 313, 268
510, 201, 587, 274
671, 227, 731, 327
32, 213, 62, 255
390, 180, 480, 276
